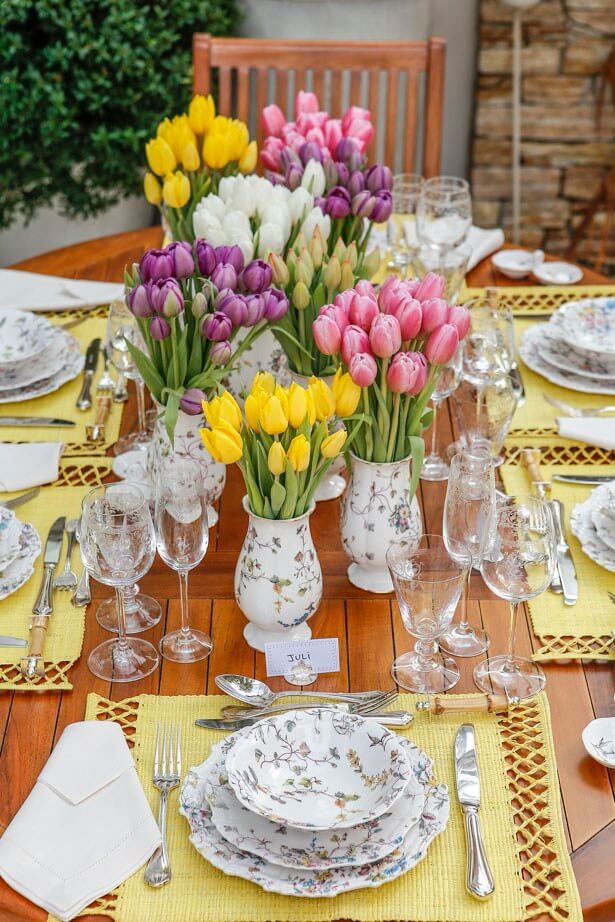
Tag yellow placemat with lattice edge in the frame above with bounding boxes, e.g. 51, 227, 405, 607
501, 463, 615, 662
465, 283, 615, 316
0, 459, 110, 690
52, 691, 582, 922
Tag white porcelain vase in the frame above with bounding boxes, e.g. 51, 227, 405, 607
235, 497, 322, 651
288, 370, 346, 501
148, 406, 226, 526
340, 454, 422, 593
226, 328, 290, 397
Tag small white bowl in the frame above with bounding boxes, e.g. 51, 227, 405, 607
532, 261, 583, 286
491, 249, 536, 280
582, 717, 615, 768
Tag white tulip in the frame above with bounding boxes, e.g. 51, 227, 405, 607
218, 176, 237, 203
301, 160, 326, 197
257, 222, 285, 258
193, 206, 222, 241
223, 210, 252, 236
229, 177, 256, 217
261, 204, 291, 242
288, 186, 313, 225
200, 193, 226, 221
252, 177, 281, 217
234, 235, 256, 264
301, 206, 331, 243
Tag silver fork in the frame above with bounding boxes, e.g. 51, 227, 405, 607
144, 724, 181, 888
543, 394, 615, 417
220, 690, 398, 721
53, 519, 79, 591
97, 345, 115, 392
71, 518, 91, 607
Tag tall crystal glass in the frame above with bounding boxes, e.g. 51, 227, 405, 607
416, 176, 472, 253
81, 483, 159, 682
387, 535, 468, 693
106, 298, 150, 456
420, 346, 463, 482
451, 373, 518, 465
462, 298, 516, 386
412, 242, 471, 303
386, 174, 424, 276
155, 457, 212, 663
475, 495, 556, 700
440, 449, 495, 656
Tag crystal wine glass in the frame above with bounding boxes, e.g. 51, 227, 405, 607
106, 298, 150, 456
439, 448, 495, 656
81, 483, 159, 682
155, 457, 212, 663
462, 298, 516, 387
420, 345, 463, 482
451, 373, 518, 466
387, 534, 469, 693
475, 494, 556, 700
416, 176, 472, 253
387, 174, 424, 276
412, 242, 471, 303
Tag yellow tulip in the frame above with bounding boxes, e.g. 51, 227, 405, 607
305, 387, 316, 426
182, 141, 200, 172
309, 225, 326, 270
274, 385, 289, 420
251, 372, 275, 395
259, 395, 288, 436
245, 392, 262, 431
268, 441, 287, 476
188, 94, 215, 134
292, 281, 310, 311
239, 140, 258, 173
162, 171, 191, 208
340, 259, 355, 291
321, 429, 347, 459
203, 392, 242, 432
143, 172, 162, 205
323, 255, 342, 290
157, 115, 196, 162
309, 378, 336, 422
287, 382, 307, 428
201, 420, 243, 464
145, 137, 176, 176
202, 131, 232, 170
332, 368, 361, 418
226, 120, 249, 161
287, 435, 310, 472
267, 251, 290, 287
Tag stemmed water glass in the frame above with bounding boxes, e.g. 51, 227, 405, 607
155, 457, 212, 663
474, 494, 556, 700
412, 242, 471, 303
462, 298, 516, 386
439, 448, 495, 656
450, 373, 518, 466
106, 298, 151, 456
81, 483, 159, 682
416, 176, 472, 253
420, 346, 462, 482
387, 174, 424, 276
387, 535, 469, 693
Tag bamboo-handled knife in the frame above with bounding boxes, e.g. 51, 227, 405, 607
20, 516, 65, 679
455, 724, 495, 900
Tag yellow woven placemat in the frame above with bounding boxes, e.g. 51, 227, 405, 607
60, 691, 581, 922
1, 313, 124, 456
501, 463, 615, 661
465, 284, 615, 316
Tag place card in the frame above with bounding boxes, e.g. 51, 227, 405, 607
264, 637, 340, 678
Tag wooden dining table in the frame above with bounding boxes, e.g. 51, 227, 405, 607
1, 227, 613, 922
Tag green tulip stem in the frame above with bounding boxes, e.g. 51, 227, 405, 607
362, 390, 374, 461
378, 357, 390, 444
171, 321, 181, 390
386, 392, 401, 461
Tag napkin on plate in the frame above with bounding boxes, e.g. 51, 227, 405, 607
0, 269, 123, 312
402, 223, 505, 271
0, 721, 161, 922
557, 417, 615, 451
0, 443, 64, 491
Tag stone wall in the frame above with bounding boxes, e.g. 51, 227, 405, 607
470, 0, 615, 275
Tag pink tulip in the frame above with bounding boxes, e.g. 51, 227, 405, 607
313, 314, 342, 355
369, 313, 402, 358
349, 352, 378, 387
387, 352, 427, 394
392, 298, 423, 340
378, 277, 403, 313
305, 127, 326, 147
447, 304, 471, 340
287, 131, 306, 154
355, 279, 376, 299
281, 121, 298, 140
341, 106, 371, 132
341, 324, 371, 366
296, 112, 328, 134
345, 118, 374, 153
348, 293, 379, 331
334, 289, 355, 312
420, 297, 449, 334
319, 302, 349, 334
414, 272, 445, 302
261, 104, 286, 138
323, 118, 343, 151
295, 91, 319, 116
425, 324, 460, 365
260, 137, 285, 171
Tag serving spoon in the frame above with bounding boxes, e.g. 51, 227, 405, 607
215, 674, 391, 708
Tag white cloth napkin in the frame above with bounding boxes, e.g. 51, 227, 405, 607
402, 222, 505, 271
0, 270, 123, 312
0, 442, 64, 491
557, 417, 615, 451
0, 721, 161, 922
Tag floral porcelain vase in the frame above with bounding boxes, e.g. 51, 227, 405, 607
226, 329, 290, 397
340, 454, 422, 594
288, 371, 346, 501
147, 406, 226, 526
235, 497, 323, 651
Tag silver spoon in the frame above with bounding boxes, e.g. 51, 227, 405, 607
215, 674, 390, 708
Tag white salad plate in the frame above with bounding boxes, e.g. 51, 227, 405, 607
582, 718, 615, 769
571, 485, 615, 573
203, 730, 430, 869
531, 261, 583, 286
552, 297, 615, 356
537, 323, 615, 382
0, 332, 84, 404
0, 308, 53, 371
491, 248, 540, 280
226, 709, 411, 831
0, 522, 41, 600
519, 326, 615, 396
0, 326, 74, 390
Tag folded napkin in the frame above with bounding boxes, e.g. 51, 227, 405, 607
557, 416, 615, 451
0, 721, 161, 922
0, 269, 123, 312
0, 442, 64, 491
403, 222, 505, 271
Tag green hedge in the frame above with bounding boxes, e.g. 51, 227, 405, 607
0, 0, 239, 229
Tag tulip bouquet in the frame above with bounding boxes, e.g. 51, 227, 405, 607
143, 94, 257, 243
124, 241, 288, 441
312, 272, 471, 486
200, 372, 359, 519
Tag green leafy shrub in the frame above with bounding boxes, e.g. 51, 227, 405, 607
0, 0, 239, 228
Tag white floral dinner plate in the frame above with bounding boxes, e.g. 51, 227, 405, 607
0, 507, 22, 571
180, 764, 449, 897
0, 308, 52, 369
0, 333, 84, 404
226, 709, 411, 830
582, 717, 615, 768
554, 297, 615, 356
589, 483, 615, 553
519, 326, 615, 396
537, 323, 615, 381
0, 522, 41, 600
571, 487, 615, 573
202, 729, 429, 869
0, 326, 73, 390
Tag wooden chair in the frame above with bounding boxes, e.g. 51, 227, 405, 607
193, 35, 446, 176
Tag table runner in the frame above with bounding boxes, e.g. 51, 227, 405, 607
465, 283, 615, 316
501, 462, 615, 661
54, 690, 582, 922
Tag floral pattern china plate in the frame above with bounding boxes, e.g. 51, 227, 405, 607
554, 297, 615, 356
589, 483, 615, 552
0, 327, 76, 390
519, 326, 615, 396
0, 334, 84, 404
537, 322, 615, 381
202, 729, 430, 869
0, 507, 22, 571
571, 485, 615, 573
225, 708, 411, 830
582, 717, 615, 769
0, 522, 41, 600
0, 308, 52, 369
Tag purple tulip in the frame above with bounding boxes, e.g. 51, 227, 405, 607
166, 241, 194, 278
128, 284, 154, 318
348, 170, 366, 197
211, 262, 238, 291
150, 316, 171, 340
191, 291, 208, 320
299, 141, 324, 166
351, 191, 375, 218
325, 186, 351, 219
323, 159, 338, 190
262, 288, 289, 321
240, 259, 273, 294
365, 164, 393, 193
148, 278, 182, 314
180, 388, 206, 415
139, 248, 174, 283
265, 170, 286, 186
285, 163, 303, 190
214, 245, 244, 274
335, 162, 349, 186
244, 293, 267, 326
160, 281, 184, 319
209, 340, 232, 366
280, 148, 302, 172
216, 289, 248, 327
195, 240, 217, 277
334, 137, 360, 164
370, 190, 393, 223
314, 195, 327, 212
201, 311, 233, 342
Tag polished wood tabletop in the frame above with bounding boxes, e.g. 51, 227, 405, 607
1, 228, 613, 922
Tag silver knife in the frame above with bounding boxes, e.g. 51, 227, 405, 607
0, 417, 76, 427
195, 710, 414, 731
0, 636, 27, 647
455, 724, 495, 900
20, 516, 65, 679
76, 338, 101, 410
550, 499, 578, 606
553, 474, 614, 485
0, 487, 40, 510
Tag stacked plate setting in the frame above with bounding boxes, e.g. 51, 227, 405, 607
0, 506, 41, 600
0, 308, 84, 403
571, 482, 615, 573
520, 296, 615, 395
179, 708, 449, 897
